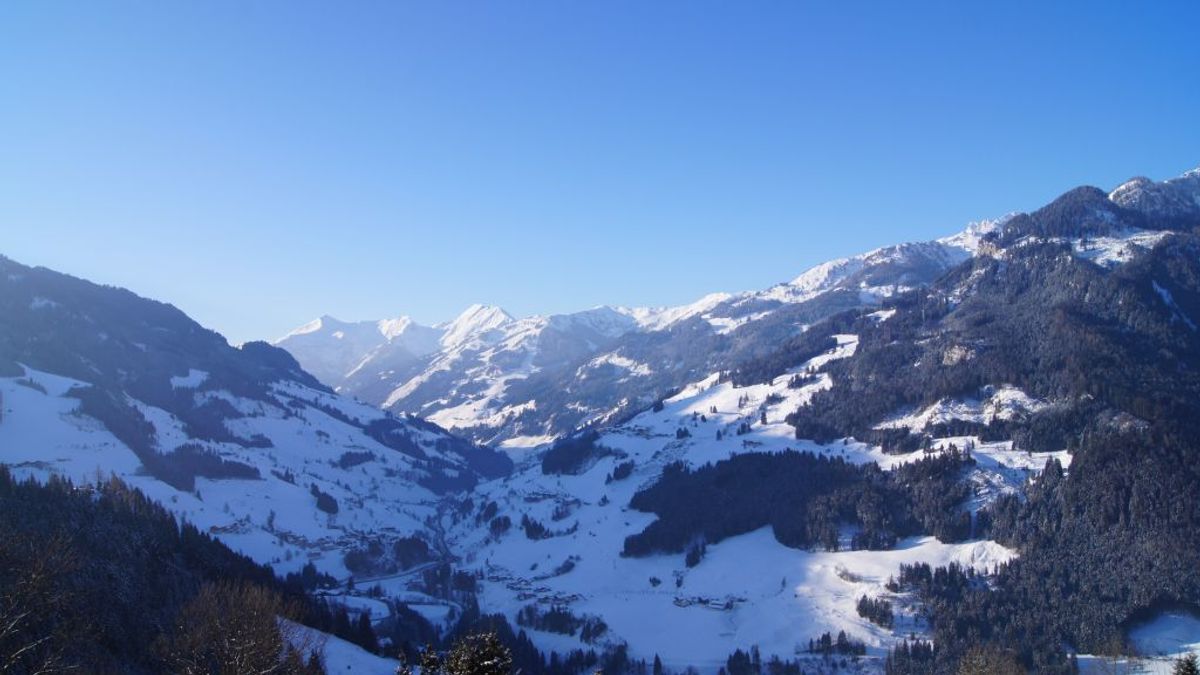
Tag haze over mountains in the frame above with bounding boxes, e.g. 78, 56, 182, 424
4, 165, 1200, 672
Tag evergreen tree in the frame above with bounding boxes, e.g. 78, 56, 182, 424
1174, 654, 1200, 675
442, 632, 513, 675
356, 611, 379, 653
419, 644, 443, 675
957, 646, 1024, 675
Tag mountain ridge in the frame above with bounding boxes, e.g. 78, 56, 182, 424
279, 166, 1200, 447
274, 224, 988, 446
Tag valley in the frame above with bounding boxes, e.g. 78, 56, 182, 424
3, 167, 1200, 672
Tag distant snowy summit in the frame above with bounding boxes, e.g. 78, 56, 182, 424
275, 218, 1005, 446
277, 165, 1200, 447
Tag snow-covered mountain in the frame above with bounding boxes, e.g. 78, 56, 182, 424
279, 314, 443, 388
282, 167, 1200, 453
278, 221, 1002, 448
1108, 167, 1200, 223
7, 165, 1200, 673
278, 304, 642, 445
0, 255, 509, 585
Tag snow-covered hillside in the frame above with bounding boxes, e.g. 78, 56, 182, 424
0, 364, 464, 577
427, 334, 1067, 670
0, 255, 508, 584
759, 219, 1001, 305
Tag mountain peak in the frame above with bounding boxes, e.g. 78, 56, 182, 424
279, 314, 344, 341
439, 304, 514, 347
1109, 176, 1155, 203
545, 306, 639, 338
375, 315, 418, 340
937, 216, 1008, 254
1108, 167, 1200, 221
452, 303, 514, 325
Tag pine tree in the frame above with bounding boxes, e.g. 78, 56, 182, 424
958, 646, 1024, 675
356, 611, 378, 653
1174, 654, 1200, 675
419, 644, 443, 675
442, 632, 512, 675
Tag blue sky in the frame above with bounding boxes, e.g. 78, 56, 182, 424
2, 2, 1198, 343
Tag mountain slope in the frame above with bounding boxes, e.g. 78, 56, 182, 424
0, 255, 509, 584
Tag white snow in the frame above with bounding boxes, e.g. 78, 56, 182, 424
170, 369, 209, 389
876, 386, 1049, 432
1133, 612, 1200, 658
1078, 610, 1200, 673
0, 366, 143, 481
0, 366, 464, 580
367, 306, 638, 441
579, 353, 653, 379
285, 620, 399, 673
279, 317, 329, 341
618, 292, 734, 331
1071, 229, 1172, 268
1152, 281, 1197, 331
496, 435, 547, 449
30, 296, 59, 310
935, 216, 1008, 254
438, 304, 515, 349
0, 350, 1073, 672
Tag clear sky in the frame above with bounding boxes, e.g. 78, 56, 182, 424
2, 2, 1198, 344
